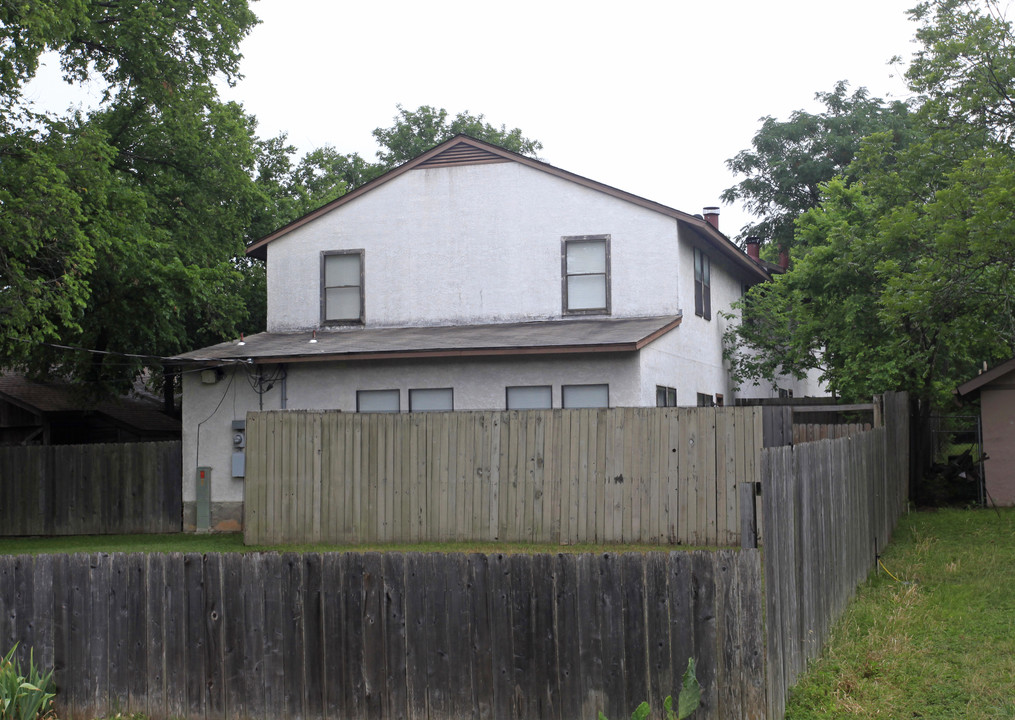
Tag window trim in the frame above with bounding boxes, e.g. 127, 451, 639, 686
561, 235, 611, 316
506, 385, 553, 410
321, 249, 365, 326
693, 247, 711, 320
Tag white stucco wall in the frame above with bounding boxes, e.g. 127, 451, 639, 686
183, 352, 644, 506
266, 162, 682, 331
184, 157, 830, 520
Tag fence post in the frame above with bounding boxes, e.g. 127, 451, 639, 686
740, 481, 758, 549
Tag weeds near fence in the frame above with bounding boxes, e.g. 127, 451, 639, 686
600, 657, 702, 720
0, 644, 55, 720
785, 508, 1015, 719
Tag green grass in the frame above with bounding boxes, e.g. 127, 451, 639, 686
785, 507, 1015, 719
0, 533, 712, 556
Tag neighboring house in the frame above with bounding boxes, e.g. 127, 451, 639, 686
0, 372, 181, 446
956, 358, 1015, 505
176, 135, 822, 531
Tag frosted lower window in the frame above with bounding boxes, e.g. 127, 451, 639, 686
357, 389, 399, 413
506, 385, 552, 409
409, 388, 454, 411
562, 384, 609, 409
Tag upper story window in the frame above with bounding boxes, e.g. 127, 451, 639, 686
562, 235, 610, 315
322, 250, 364, 325
693, 247, 711, 320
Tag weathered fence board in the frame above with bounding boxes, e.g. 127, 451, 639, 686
761, 391, 910, 719
0, 550, 764, 720
0, 441, 181, 536
243, 408, 763, 546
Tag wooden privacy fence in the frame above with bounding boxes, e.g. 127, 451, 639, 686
0, 441, 182, 536
761, 391, 910, 719
0, 549, 765, 720
243, 407, 763, 547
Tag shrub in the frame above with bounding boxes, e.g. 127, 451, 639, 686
0, 645, 55, 720
599, 657, 701, 720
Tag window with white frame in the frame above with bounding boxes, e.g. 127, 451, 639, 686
409, 388, 454, 412
322, 250, 364, 324
693, 247, 711, 320
356, 389, 399, 413
562, 383, 609, 409
506, 385, 552, 410
562, 235, 610, 314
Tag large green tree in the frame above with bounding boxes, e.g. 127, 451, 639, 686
724, 0, 1015, 417
721, 82, 912, 253
1, 0, 262, 395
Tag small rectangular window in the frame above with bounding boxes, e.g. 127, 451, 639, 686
409, 388, 454, 412
656, 385, 677, 407
696, 392, 713, 408
506, 385, 552, 410
694, 248, 711, 320
562, 384, 609, 409
714, 393, 724, 407
357, 389, 400, 413
563, 235, 610, 314
322, 250, 364, 324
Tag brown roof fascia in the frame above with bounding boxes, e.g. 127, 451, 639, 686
246, 136, 771, 281
956, 357, 1015, 398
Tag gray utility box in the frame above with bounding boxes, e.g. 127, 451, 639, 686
231, 419, 246, 478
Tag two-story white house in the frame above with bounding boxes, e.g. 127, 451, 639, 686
177, 135, 819, 531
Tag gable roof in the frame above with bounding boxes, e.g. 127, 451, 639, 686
173, 315, 682, 365
246, 135, 770, 282
0, 372, 181, 435
956, 357, 1015, 398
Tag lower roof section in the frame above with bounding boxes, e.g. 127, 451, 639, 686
175, 314, 682, 365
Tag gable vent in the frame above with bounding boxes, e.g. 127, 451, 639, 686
418, 141, 512, 169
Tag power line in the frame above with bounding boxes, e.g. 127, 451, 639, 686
4, 335, 253, 366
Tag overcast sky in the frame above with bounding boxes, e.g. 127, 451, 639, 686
29, 0, 922, 240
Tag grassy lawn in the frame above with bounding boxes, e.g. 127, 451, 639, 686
0, 533, 708, 556
785, 507, 1015, 719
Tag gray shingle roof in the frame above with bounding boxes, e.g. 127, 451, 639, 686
175, 315, 682, 365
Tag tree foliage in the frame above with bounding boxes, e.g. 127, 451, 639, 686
725, 0, 1015, 412
371, 104, 542, 168
0, 1, 262, 394
721, 82, 912, 251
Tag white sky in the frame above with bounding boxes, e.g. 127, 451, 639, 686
27, 0, 921, 240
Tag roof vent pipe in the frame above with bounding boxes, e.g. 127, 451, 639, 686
746, 236, 761, 261
703, 206, 720, 230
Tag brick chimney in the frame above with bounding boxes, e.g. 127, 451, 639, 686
746, 236, 761, 261
703, 206, 720, 230
779, 247, 790, 270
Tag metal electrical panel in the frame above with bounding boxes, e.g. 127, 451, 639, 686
196, 466, 211, 532
231, 419, 246, 478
